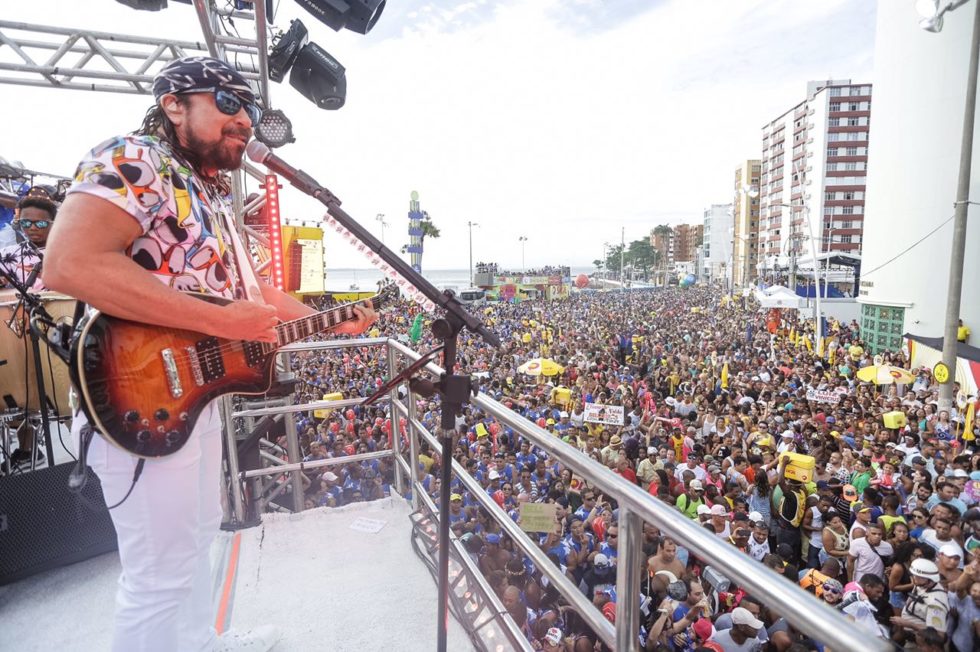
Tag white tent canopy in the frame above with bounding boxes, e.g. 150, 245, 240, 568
754, 284, 807, 309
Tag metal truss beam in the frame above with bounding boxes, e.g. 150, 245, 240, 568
0, 2, 271, 105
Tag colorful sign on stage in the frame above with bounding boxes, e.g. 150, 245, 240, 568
583, 403, 625, 426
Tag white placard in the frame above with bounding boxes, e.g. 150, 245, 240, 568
583, 403, 625, 426
805, 388, 844, 404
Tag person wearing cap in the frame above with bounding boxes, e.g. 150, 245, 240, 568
710, 503, 731, 539
44, 56, 379, 652
892, 559, 950, 642
936, 543, 964, 586
636, 446, 660, 489
600, 433, 623, 466
709, 606, 764, 651
676, 479, 706, 520
540, 626, 565, 651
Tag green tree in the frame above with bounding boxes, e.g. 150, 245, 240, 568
400, 211, 441, 254
627, 238, 659, 277
604, 244, 625, 273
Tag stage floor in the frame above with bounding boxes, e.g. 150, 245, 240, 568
0, 496, 476, 651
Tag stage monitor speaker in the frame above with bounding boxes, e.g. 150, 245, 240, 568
0, 463, 117, 586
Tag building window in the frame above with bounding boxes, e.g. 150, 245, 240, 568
830, 102, 841, 112
844, 162, 858, 171
830, 87, 842, 96
841, 220, 853, 229
842, 206, 854, 215
846, 147, 858, 156
843, 192, 855, 200
825, 191, 835, 201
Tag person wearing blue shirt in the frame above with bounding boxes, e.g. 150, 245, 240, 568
599, 523, 619, 563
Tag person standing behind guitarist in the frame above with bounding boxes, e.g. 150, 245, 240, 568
43, 57, 376, 652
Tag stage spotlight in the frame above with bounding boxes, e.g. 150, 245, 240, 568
114, 0, 190, 9
269, 20, 309, 83
293, 0, 386, 35
289, 43, 346, 110
254, 109, 296, 148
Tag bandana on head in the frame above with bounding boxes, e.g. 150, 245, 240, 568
152, 56, 256, 103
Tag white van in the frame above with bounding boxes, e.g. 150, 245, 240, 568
458, 287, 486, 305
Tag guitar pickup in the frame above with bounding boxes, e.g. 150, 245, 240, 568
161, 348, 183, 398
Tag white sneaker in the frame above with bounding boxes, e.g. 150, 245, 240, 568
213, 625, 283, 651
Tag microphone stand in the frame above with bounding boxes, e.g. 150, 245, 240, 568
0, 248, 57, 467
251, 148, 500, 651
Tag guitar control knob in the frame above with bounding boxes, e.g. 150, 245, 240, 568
179, 412, 189, 421
136, 430, 152, 442
154, 409, 169, 422
165, 430, 181, 447
125, 410, 140, 423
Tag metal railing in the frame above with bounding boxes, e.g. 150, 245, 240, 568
221, 337, 889, 652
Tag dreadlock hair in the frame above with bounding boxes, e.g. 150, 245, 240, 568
133, 99, 231, 195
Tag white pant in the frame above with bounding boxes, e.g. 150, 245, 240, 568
76, 402, 223, 652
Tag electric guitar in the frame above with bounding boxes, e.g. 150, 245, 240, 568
70, 285, 397, 458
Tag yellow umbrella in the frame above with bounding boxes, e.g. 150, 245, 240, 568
855, 365, 915, 385
517, 358, 565, 377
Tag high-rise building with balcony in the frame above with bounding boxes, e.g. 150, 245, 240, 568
732, 160, 761, 287
673, 224, 703, 264
702, 204, 734, 284
758, 80, 872, 283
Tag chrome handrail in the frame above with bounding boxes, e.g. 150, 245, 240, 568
220, 336, 889, 652
391, 341, 890, 652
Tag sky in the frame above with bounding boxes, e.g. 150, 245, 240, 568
0, 0, 876, 270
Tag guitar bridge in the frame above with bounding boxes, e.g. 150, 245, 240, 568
160, 348, 183, 398
185, 346, 205, 386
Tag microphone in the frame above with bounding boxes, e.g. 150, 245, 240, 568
245, 141, 324, 198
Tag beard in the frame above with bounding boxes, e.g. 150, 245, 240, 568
184, 124, 251, 172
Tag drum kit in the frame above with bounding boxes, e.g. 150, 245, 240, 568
0, 247, 75, 475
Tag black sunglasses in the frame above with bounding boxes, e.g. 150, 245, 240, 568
181, 88, 262, 126
17, 219, 51, 229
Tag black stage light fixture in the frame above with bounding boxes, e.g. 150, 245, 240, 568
269, 20, 309, 83
289, 43, 347, 110
293, 0, 386, 35
254, 109, 296, 148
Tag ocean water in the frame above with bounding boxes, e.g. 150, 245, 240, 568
325, 267, 594, 291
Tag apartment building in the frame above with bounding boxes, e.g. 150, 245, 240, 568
758, 80, 871, 281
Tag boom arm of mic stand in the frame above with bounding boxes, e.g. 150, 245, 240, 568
262, 160, 500, 349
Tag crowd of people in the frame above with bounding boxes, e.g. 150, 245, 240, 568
277, 283, 978, 651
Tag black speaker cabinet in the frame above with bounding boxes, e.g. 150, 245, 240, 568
0, 463, 117, 585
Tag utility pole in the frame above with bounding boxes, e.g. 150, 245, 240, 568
939, 0, 980, 411
788, 209, 797, 291
620, 227, 625, 289
518, 235, 528, 272
467, 221, 479, 286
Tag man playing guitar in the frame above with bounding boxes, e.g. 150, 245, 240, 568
43, 56, 376, 652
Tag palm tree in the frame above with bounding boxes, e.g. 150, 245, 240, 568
400, 211, 441, 254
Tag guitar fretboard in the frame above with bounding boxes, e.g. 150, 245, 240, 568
272, 290, 390, 348
275, 304, 357, 347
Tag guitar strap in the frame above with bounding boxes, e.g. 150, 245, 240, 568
219, 206, 265, 305
200, 179, 266, 305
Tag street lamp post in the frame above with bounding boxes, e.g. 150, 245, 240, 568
468, 221, 479, 287
776, 202, 823, 348
518, 235, 528, 272
375, 213, 387, 244
917, 0, 979, 411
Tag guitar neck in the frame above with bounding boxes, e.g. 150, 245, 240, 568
274, 294, 384, 347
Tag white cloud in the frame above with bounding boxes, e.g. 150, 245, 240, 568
0, 0, 875, 270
